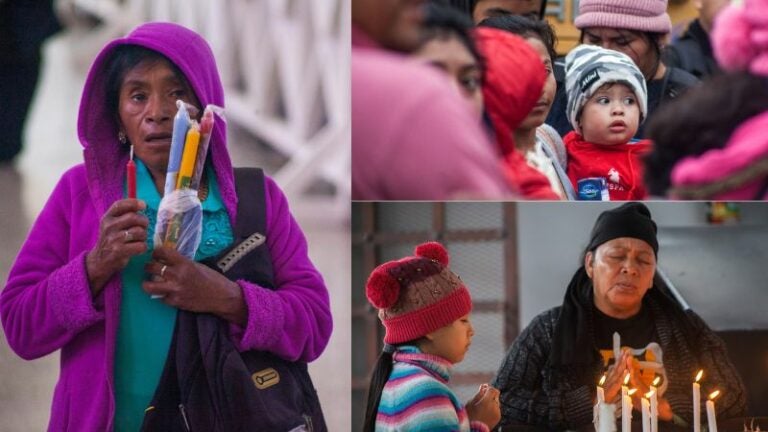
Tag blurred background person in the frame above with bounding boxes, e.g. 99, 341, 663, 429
646, 0, 768, 200
479, 15, 574, 199
430, 0, 547, 22
474, 27, 559, 199
663, 0, 731, 79
0, 0, 61, 163
353, 0, 512, 199
644, 72, 768, 198
412, 3, 485, 120
472, 0, 546, 22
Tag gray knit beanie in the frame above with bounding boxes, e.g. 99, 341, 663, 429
565, 44, 648, 133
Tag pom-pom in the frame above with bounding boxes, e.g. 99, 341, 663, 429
366, 265, 400, 309
414, 242, 449, 266
713, 5, 755, 72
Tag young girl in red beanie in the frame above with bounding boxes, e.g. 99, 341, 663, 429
362, 242, 500, 432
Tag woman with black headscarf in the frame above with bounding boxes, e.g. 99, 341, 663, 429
492, 203, 746, 430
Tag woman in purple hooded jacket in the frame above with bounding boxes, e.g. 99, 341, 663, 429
0, 22, 332, 431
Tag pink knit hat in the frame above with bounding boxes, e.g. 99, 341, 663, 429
712, 0, 768, 76
365, 242, 472, 344
574, 0, 672, 34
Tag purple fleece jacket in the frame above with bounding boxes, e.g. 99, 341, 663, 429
0, 22, 332, 431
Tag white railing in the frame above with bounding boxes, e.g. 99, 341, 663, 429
71, 0, 350, 222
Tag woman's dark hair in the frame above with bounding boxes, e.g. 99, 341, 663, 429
644, 72, 768, 196
431, 0, 548, 21
103, 45, 190, 128
420, 3, 485, 74
579, 29, 664, 80
362, 340, 423, 431
478, 14, 558, 64
362, 350, 395, 432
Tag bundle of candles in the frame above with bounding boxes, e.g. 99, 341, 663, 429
149, 100, 217, 259
594, 369, 721, 432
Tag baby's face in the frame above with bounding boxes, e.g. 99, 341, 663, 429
578, 83, 640, 145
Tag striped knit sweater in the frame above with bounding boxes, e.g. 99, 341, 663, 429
492, 301, 747, 430
376, 346, 490, 432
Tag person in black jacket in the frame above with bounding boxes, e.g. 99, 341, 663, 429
492, 203, 747, 430
663, 0, 730, 80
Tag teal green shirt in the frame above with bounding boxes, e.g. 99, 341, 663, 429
114, 160, 234, 431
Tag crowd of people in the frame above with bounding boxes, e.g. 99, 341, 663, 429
352, 0, 768, 200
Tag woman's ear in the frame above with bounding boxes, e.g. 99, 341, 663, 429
584, 251, 594, 278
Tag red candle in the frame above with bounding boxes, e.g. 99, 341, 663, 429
127, 145, 137, 199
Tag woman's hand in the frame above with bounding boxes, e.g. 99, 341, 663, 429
143, 246, 247, 326
465, 384, 501, 429
86, 199, 148, 295
601, 348, 633, 403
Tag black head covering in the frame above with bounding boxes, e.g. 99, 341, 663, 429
586, 202, 659, 256
549, 203, 697, 369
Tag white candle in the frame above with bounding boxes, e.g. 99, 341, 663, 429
707, 390, 721, 432
599, 402, 617, 432
641, 396, 651, 432
693, 370, 703, 432
650, 377, 660, 432
598, 375, 606, 403
595, 376, 605, 431
623, 389, 636, 432
595, 375, 616, 432
622, 372, 630, 399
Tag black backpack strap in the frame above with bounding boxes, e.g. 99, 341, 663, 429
201, 167, 275, 288
233, 167, 266, 238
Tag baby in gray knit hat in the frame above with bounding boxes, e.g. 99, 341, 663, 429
563, 44, 652, 201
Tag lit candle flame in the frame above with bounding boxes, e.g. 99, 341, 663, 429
624, 373, 630, 385
695, 370, 704, 382
652, 376, 661, 386
599, 375, 606, 386
628, 388, 638, 396
645, 390, 655, 399
709, 390, 720, 400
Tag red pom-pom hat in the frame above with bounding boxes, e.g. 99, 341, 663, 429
365, 242, 473, 344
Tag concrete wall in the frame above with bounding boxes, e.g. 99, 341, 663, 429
517, 202, 768, 329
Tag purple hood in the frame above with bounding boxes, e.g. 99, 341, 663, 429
78, 21, 237, 223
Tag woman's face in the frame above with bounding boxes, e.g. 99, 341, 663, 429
118, 58, 200, 177
585, 237, 656, 319
582, 27, 657, 79
422, 314, 474, 364
517, 37, 556, 131
413, 34, 484, 120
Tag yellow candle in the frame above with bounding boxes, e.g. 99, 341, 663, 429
176, 122, 201, 190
